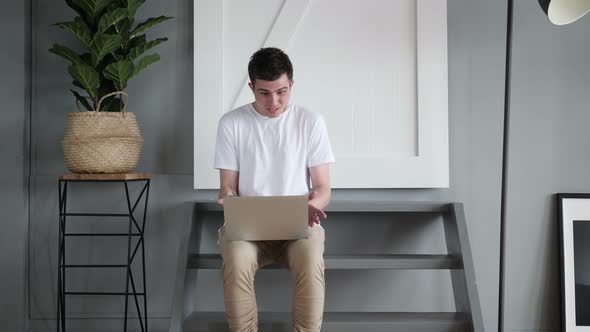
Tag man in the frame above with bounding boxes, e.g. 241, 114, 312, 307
213, 47, 335, 332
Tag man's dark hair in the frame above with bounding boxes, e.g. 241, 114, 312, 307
248, 47, 293, 85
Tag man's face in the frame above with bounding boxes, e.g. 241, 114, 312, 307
248, 73, 293, 118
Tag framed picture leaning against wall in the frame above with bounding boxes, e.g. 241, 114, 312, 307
558, 193, 590, 331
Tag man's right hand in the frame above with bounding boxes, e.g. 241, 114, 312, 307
217, 193, 236, 206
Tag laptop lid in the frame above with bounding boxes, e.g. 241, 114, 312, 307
223, 195, 308, 241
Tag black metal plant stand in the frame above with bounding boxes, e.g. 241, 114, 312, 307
56, 173, 151, 332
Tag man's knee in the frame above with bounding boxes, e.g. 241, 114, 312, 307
290, 252, 325, 276
222, 242, 259, 274
288, 232, 325, 275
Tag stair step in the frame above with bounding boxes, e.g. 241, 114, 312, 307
183, 311, 470, 332
188, 254, 462, 270
194, 201, 451, 213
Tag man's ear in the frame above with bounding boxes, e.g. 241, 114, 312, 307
248, 82, 255, 93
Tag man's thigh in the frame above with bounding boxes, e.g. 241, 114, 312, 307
285, 225, 325, 268
218, 227, 260, 264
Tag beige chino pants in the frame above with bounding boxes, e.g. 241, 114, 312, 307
218, 224, 325, 332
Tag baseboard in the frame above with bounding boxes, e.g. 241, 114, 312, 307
29, 317, 170, 332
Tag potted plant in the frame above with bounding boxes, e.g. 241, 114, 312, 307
50, 0, 172, 173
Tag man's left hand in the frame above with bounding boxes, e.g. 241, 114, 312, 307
308, 191, 327, 226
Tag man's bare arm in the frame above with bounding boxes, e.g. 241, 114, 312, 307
218, 169, 239, 205
308, 163, 331, 225
309, 163, 331, 209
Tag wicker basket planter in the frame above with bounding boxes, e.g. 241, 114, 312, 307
62, 91, 143, 174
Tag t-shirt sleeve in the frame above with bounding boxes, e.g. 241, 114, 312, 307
307, 115, 335, 167
213, 117, 239, 171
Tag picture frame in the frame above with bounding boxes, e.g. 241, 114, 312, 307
558, 193, 590, 331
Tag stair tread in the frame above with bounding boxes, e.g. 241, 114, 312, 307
188, 253, 462, 270
186, 311, 469, 322
194, 200, 452, 213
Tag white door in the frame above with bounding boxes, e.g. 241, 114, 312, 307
194, 0, 448, 189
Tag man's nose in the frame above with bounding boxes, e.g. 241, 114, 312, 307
270, 94, 279, 106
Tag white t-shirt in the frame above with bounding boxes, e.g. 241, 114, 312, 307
213, 102, 335, 196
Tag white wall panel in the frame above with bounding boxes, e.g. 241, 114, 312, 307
194, 0, 448, 189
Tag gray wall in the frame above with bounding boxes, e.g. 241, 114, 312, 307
25, 0, 506, 331
13, 0, 587, 331
504, 1, 590, 331
0, 0, 29, 331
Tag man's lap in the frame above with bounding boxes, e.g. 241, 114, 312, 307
219, 225, 325, 268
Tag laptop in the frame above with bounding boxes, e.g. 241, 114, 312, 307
223, 195, 309, 241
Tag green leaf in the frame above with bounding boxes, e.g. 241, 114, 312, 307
97, 93, 115, 112
103, 59, 134, 90
64, 0, 85, 15
90, 33, 121, 66
127, 0, 145, 17
49, 44, 85, 65
132, 54, 159, 78
105, 1, 120, 11
106, 97, 117, 112
70, 0, 114, 18
128, 37, 167, 61
115, 18, 132, 50
98, 78, 116, 95
98, 8, 128, 33
54, 17, 93, 48
68, 64, 100, 98
115, 17, 132, 35
105, 97, 124, 112
72, 80, 86, 91
64, 0, 95, 27
70, 89, 94, 111
128, 34, 145, 49
129, 16, 173, 39
80, 52, 92, 64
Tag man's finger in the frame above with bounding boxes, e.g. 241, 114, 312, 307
317, 210, 327, 218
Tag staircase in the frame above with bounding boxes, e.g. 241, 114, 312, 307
170, 201, 483, 332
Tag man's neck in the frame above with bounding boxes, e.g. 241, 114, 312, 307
251, 102, 288, 118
